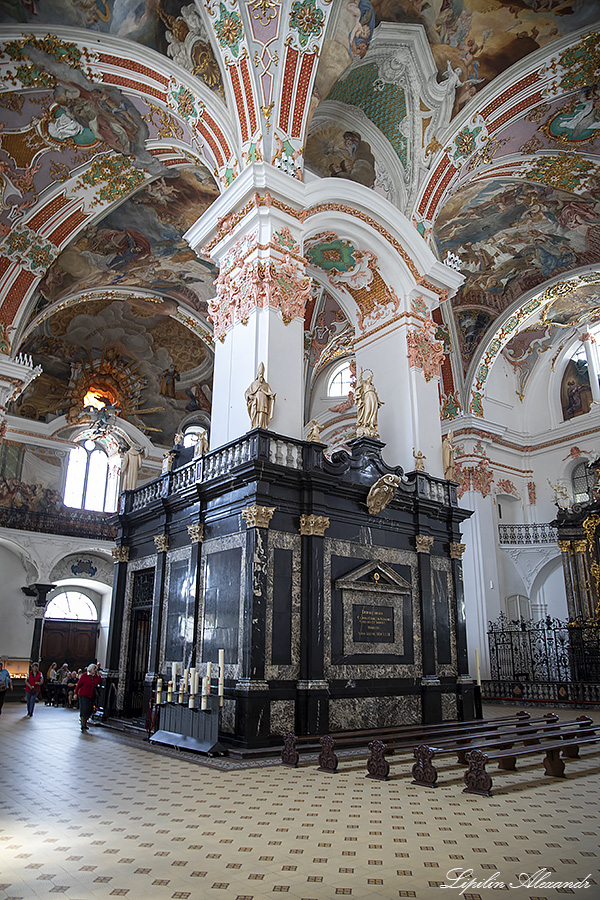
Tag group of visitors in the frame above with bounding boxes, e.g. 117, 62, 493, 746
45, 662, 83, 708
0, 659, 103, 733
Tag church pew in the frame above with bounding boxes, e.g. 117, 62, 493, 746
280, 711, 533, 768
463, 728, 600, 796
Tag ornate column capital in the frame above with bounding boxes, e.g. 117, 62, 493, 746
299, 514, 329, 536
187, 523, 204, 543
416, 534, 434, 554
573, 540, 588, 554
154, 534, 169, 553
242, 505, 275, 528
111, 545, 130, 563
450, 542, 466, 560
558, 540, 572, 553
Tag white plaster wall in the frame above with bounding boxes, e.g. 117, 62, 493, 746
0, 546, 32, 661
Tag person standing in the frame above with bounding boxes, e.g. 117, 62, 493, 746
0, 661, 13, 715
75, 664, 102, 733
25, 662, 43, 717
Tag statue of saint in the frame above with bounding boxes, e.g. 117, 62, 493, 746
413, 448, 426, 472
355, 368, 383, 438
245, 363, 276, 430
306, 419, 322, 442
442, 431, 456, 481
120, 444, 144, 492
193, 430, 209, 457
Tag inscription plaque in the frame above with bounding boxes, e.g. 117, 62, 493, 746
352, 604, 394, 643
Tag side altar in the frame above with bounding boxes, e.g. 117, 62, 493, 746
104, 429, 475, 748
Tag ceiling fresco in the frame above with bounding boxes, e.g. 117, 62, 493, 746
314, 0, 598, 114
433, 178, 600, 373
29, 165, 219, 326
12, 296, 213, 438
0, 0, 225, 96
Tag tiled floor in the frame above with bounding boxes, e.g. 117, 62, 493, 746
1, 702, 599, 900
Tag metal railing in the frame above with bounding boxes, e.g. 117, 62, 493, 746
498, 523, 558, 545
488, 612, 600, 683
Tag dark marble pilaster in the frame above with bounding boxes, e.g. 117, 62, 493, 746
450, 542, 469, 676
143, 535, 167, 710
103, 546, 130, 717
298, 514, 329, 735
421, 676, 442, 724
187, 524, 203, 668
24, 584, 55, 662
558, 541, 577, 621
416, 535, 435, 677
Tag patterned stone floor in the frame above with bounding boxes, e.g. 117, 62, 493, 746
1, 702, 599, 900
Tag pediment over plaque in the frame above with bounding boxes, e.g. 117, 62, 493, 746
334, 560, 411, 595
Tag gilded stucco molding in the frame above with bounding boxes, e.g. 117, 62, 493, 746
241, 505, 275, 528
416, 534, 434, 554
299, 515, 329, 536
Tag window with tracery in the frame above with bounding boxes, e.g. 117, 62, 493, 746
63, 441, 119, 512
45, 591, 98, 621
328, 361, 352, 396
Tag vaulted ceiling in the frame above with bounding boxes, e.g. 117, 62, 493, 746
1, 1, 599, 440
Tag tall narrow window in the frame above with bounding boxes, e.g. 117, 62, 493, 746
328, 361, 352, 396
63, 441, 117, 512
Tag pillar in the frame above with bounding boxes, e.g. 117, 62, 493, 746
187, 522, 204, 669
558, 540, 577, 621
103, 546, 129, 717
415, 535, 442, 723
580, 330, 600, 403
143, 533, 168, 711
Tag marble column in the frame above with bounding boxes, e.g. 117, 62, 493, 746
558, 540, 577, 621
415, 535, 441, 723
187, 523, 204, 669
143, 534, 168, 711
450, 541, 478, 720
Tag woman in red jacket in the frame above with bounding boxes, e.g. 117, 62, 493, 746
75, 664, 102, 733
25, 662, 43, 717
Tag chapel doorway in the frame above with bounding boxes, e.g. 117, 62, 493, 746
124, 568, 155, 718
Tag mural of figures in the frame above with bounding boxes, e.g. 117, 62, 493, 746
314, 0, 599, 113
561, 359, 594, 421
305, 125, 376, 188
0, 0, 224, 95
13, 297, 213, 440
434, 178, 600, 370
33, 166, 219, 325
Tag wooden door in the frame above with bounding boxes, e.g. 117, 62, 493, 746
41, 620, 98, 676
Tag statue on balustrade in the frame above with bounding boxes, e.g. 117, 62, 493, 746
442, 430, 456, 481
245, 363, 276, 430
355, 368, 383, 438
120, 444, 144, 492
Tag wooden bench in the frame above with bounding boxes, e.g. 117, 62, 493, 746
282, 711, 544, 772
280, 713, 532, 768
406, 715, 595, 787
463, 726, 600, 796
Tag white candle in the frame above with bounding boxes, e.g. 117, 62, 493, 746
178, 682, 184, 704
171, 662, 177, 684
218, 649, 225, 707
189, 668, 196, 693
206, 661, 212, 684
188, 692, 195, 708
194, 671, 200, 695
167, 680, 173, 702
201, 676, 208, 710
475, 648, 481, 686
156, 678, 163, 704
183, 668, 189, 692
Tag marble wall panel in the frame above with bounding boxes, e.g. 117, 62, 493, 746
117, 553, 156, 710
160, 547, 193, 673
270, 699, 295, 735
198, 533, 246, 682
441, 692, 458, 722
220, 698, 236, 734
323, 538, 421, 680
431, 556, 457, 678
265, 530, 301, 681
329, 694, 420, 731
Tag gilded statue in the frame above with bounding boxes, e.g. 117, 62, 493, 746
442, 430, 456, 481
120, 444, 145, 492
413, 449, 426, 472
355, 368, 383, 438
245, 363, 276, 430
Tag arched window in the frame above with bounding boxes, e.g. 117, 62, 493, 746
328, 361, 352, 396
182, 424, 209, 449
45, 591, 97, 621
63, 440, 119, 512
572, 461, 597, 504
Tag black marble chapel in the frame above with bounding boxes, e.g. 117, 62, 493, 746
104, 430, 475, 748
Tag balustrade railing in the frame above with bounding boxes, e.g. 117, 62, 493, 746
498, 522, 558, 545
